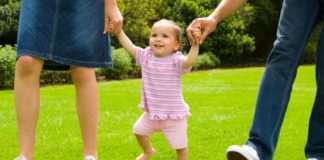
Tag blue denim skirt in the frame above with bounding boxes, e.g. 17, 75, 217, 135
17, 0, 112, 70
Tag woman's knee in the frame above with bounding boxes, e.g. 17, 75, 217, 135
70, 67, 95, 83
15, 56, 43, 75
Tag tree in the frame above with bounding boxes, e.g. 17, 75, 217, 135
116, 0, 256, 63
248, 0, 281, 57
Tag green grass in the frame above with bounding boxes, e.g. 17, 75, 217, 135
0, 65, 316, 160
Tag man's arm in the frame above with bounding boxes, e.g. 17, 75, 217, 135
187, 0, 247, 44
209, 0, 247, 25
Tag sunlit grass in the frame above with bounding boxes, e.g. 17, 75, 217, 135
0, 65, 316, 159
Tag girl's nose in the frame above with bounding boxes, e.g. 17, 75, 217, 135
155, 36, 162, 41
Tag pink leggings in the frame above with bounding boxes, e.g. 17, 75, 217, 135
133, 112, 188, 149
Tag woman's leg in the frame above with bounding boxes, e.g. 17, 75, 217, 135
70, 66, 99, 158
176, 148, 188, 160
14, 56, 44, 160
134, 134, 156, 160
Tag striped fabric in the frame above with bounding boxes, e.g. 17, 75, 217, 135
136, 47, 190, 120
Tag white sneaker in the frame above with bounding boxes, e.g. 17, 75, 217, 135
84, 155, 96, 160
307, 158, 318, 160
226, 145, 260, 160
13, 156, 28, 160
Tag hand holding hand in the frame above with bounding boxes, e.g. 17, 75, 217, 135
186, 16, 217, 45
191, 25, 202, 45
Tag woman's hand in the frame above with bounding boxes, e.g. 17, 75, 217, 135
104, 0, 123, 35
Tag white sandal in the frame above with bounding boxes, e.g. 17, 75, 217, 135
13, 156, 28, 160
84, 155, 96, 160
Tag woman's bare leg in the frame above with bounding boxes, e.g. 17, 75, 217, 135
14, 56, 44, 160
70, 67, 99, 158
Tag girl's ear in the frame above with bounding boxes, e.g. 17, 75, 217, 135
174, 41, 181, 51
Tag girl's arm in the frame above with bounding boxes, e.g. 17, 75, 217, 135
183, 44, 199, 69
116, 30, 137, 57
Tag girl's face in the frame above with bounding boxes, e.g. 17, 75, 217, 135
149, 22, 180, 57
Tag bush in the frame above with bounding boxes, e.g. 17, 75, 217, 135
97, 48, 133, 79
192, 52, 221, 70
0, 45, 16, 88
304, 24, 322, 63
0, 0, 20, 45
40, 70, 71, 85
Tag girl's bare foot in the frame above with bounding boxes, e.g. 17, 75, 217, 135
136, 149, 156, 160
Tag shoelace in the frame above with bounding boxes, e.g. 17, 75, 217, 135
242, 145, 260, 160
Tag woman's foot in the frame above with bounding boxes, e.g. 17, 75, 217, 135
13, 156, 28, 160
84, 155, 96, 160
136, 149, 156, 160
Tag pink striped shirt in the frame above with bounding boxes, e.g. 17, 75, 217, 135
136, 47, 190, 120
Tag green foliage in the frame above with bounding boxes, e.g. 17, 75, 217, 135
0, 45, 15, 88
0, 0, 20, 44
115, 0, 256, 63
201, 12, 255, 59
114, 0, 171, 48
248, 0, 281, 57
40, 70, 71, 85
97, 48, 133, 79
304, 23, 322, 63
171, 0, 255, 60
192, 52, 221, 70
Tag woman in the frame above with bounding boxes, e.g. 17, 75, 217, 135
14, 0, 123, 160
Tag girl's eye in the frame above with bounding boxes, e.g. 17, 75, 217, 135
162, 34, 169, 38
151, 34, 157, 37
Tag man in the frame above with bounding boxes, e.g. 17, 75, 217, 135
187, 0, 324, 159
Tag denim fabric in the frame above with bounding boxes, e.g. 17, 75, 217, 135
246, 0, 324, 159
17, 0, 112, 70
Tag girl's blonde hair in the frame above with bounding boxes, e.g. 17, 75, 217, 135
153, 19, 182, 49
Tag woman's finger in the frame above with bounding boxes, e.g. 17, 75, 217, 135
104, 18, 109, 34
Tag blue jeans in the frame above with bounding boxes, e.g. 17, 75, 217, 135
246, 0, 324, 159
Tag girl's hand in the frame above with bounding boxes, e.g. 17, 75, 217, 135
104, 0, 123, 35
192, 26, 202, 45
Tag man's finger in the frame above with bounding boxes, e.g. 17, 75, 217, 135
187, 29, 195, 45
200, 29, 210, 44
188, 19, 201, 44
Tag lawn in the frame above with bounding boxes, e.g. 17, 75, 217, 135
0, 65, 316, 160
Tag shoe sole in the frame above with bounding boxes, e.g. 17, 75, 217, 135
227, 151, 249, 160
